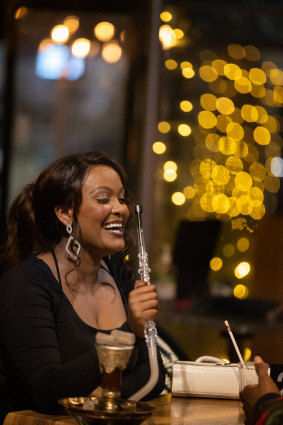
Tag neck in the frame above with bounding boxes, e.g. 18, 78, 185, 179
54, 238, 102, 285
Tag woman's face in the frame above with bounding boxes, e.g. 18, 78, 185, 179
77, 165, 130, 258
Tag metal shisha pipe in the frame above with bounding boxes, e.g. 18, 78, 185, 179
129, 205, 159, 401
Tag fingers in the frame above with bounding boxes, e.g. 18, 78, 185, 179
253, 355, 280, 395
254, 356, 269, 381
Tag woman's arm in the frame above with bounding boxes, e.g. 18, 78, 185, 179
0, 261, 101, 413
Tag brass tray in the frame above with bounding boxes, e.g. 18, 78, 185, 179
59, 396, 154, 425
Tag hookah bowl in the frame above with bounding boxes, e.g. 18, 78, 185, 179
59, 342, 154, 425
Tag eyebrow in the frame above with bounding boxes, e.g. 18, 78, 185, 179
89, 186, 125, 195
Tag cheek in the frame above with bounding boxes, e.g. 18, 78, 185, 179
79, 204, 111, 224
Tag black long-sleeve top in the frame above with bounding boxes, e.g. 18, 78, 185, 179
0, 253, 165, 422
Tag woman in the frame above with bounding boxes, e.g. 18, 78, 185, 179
0, 151, 165, 421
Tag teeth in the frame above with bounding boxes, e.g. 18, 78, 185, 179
104, 223, 123, 230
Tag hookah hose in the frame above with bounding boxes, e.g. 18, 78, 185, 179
129, 205, 159, 401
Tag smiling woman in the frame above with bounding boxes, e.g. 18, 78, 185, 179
0, 151, 165, 422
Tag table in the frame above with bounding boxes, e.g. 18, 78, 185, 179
3, 394, 246, 425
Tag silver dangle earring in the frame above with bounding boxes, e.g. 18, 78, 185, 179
65, 224, 81, 261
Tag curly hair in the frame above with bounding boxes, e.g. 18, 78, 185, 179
0, 151, 135, 271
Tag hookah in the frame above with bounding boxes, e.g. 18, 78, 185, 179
129, 204, 159, 401
58, 204, 158, 424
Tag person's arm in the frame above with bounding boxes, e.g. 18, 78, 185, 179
241, 356, 282, 425
0, 262, 101, 413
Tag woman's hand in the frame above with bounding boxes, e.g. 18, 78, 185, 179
240, 356, 280, 424
127, 280, 159, 337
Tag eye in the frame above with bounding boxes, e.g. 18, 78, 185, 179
96, 198, 109, 204
119, 197, 127, 204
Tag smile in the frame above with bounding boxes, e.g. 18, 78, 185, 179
103, 222, 124, 235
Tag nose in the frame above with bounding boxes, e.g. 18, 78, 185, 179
111, 198, 123, 215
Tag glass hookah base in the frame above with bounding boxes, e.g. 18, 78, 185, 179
58, 396, 154, 425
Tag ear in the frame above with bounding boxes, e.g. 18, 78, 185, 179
55, 205, 74, 227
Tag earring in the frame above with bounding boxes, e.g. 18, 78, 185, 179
65, 224, 81, 261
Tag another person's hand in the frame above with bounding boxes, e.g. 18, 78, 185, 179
240, 356, 280, 424
127, 280, 159, 337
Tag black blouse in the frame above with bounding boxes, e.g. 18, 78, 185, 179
0, 253, 164, 421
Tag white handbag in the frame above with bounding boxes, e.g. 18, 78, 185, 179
172, 356, 259, 399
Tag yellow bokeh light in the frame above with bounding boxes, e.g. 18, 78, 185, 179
198, 111, 217, 129
234, 262, 250, 279
163, 169, 177, 182
218, 136, 236, 155
235, 171, 253, 191
245, 45, 260, 61
159, 24, 176, 49
180, 100, 193, 112
199, 65, 218, 82
71, 38, 90, 58
255, 106, 268, 123
235, 171, 253, 192
63, 16, 79, 34
244, 348, 252, 361
237, 237, 250, 252
226, 122, 244, 141
158, 121, 171, 133
223, 244, 235, 257
200, 193, 215, 213
249, 161, 266, 182
180, 61, 193, 69
216, 97, 235, 115
183, 186, 195, 199
224, 63, 242, 80
102, 41, 122, 63
237, 198, 253, 216
225, 156, 243, 174
234, 140, 248, 158
241, 104, 258, 122
205, 133, 220, 152
165, 59, 178, 70
38, 39, 53, 52
253, 126, 271, 145
227, 44, 245, 60
199, 159, 217, 178
250, 204, 265, 220
200, 93, 217, 111
269, 68, 283, 85
174, 29, 184, 39
14, 6, 28, 19
94, 21, 115, 41
234, 284, 249, 299
249, 68, 266, 85
182, 67, 195, 79
164, 161, 177, 171
217, 115, 232, 133
274, 86, 283, 105
178, 124, 192, 136
264, 175, 280, 193
212, 193, 230, 213
251, 84, 266, 99
152, 142, 166, 154
51, 25, 69, 44
160, 11, 173, 22
234, 77, 252, 94
210, 257, 223, 271
211, 165, 230, 185
212, 59, 227, 75
172, 192, 186, 205
249, 187, 264, 207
